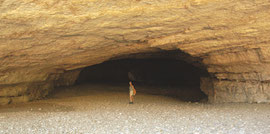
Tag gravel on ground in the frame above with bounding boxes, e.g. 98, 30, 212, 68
0, 84, 270, 134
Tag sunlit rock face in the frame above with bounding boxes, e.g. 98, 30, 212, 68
0, 0, 270, 104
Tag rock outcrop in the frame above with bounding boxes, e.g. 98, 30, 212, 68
1, 0, 270, 104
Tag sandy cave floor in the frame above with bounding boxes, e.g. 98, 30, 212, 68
0, 84, 270, 134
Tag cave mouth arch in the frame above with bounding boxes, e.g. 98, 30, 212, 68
72, 50, 209, 102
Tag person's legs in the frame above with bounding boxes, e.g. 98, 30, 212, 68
129, 95, 133, 104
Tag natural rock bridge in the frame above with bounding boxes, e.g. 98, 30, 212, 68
1, 0, 270, 105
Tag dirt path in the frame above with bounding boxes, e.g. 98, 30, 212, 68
0, 84, 270, 134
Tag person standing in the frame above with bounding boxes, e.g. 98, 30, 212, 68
129, 81, 136, 104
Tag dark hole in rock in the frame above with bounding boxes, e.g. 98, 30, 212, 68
75, 51, 209, 102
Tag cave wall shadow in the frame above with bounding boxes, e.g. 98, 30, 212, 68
76, 58, 209, 102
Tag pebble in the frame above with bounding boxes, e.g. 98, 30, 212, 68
0, 85, 269, 134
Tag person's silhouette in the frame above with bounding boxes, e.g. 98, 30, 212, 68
129, 81, 136, 104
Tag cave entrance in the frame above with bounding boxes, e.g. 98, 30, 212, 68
74, 50, 209, 102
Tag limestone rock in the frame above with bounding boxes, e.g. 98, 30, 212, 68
0, 84, 28, 97
11, 96, 31, 104
54, 69, 81, 87
0, 0, 270, 104
0, 97, 11, 105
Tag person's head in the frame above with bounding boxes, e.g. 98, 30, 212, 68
129, 81, 132, 85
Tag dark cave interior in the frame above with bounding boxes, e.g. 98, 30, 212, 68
75, 52, 209, 102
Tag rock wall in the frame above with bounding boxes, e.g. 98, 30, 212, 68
201, 47, 270, 103
54, 69, 81, 87
1, 0, 270, 104
0, 70, 80, 105
0, 82, 53, 105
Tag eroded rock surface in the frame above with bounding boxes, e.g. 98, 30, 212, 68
1, 0, 270, 104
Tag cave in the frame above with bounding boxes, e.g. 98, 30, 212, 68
1, 0, 270, 106
74, 51, 209, 102
47, 50, 209, 103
